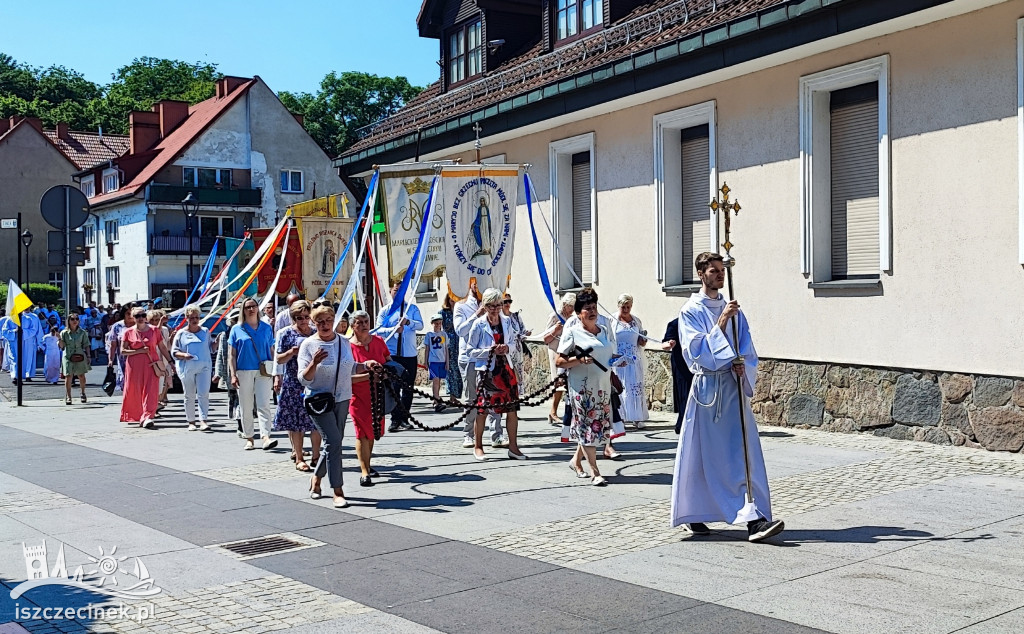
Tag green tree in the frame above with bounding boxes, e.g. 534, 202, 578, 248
0, 53, 37, 101
98, 57, 220, 133
281, 71, 422, 157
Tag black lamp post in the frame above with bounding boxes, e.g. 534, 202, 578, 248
181, 192, 199, 289
21, 230, 33, 291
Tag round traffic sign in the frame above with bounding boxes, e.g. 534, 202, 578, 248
40, 185, 90, 230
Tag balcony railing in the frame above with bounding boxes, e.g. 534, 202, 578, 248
148, 184, 262, 206
149, 235, 227, 256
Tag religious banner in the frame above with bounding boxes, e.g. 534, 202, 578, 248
288, 193, 349, 218
250, 227, 303, 295
297, 218, 355, 300
379, 164, 445, 284
441, 164, 521, 298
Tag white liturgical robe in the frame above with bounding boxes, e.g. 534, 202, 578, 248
670, 291, 772, 526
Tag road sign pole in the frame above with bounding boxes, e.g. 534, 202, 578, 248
16, 212, 23, 406
64, 187, 71, 317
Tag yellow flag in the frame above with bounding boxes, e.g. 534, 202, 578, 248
5, 279, 34, 327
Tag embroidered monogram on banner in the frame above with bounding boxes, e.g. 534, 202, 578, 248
379, 165, 446, 283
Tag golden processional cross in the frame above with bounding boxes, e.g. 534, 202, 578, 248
708, 182, 756, 508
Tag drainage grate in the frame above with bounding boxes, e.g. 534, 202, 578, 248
209, 532, 323, 561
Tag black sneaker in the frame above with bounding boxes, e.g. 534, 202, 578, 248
399, 421, 413, 430
388, 424, 401, 433
747, 518, 785, 543
686, 522, 711, 535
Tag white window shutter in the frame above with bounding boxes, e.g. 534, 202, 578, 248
681, 133, 711, 282
830, 98, 879, 278
572, 158, 592, 284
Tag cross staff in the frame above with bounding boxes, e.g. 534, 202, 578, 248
708, 182, 756, 508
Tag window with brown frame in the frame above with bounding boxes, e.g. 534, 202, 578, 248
556, 0, 603, 42
448, 19, 482, 86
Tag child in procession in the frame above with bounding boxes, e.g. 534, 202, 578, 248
425, 314, 448, 412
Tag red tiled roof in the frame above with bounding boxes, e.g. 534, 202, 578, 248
343, 0, 785, 157
89, 79, 256, 207
41, 130, 129, 170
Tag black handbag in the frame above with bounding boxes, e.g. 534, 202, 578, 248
303, 339, 341, 417
101, 366, 116, 396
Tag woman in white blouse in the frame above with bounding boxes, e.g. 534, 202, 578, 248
298, 303, 380, 508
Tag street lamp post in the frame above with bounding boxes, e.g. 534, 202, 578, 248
21, 230, 33, 294
181, 192, 200, 291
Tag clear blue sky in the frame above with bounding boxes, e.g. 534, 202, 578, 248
3, 0, 440, 93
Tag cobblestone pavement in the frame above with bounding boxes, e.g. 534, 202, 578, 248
469, 426, 1024, 567
15, 576, 375, 634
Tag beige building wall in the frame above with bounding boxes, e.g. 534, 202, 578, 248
399, 0, 1024, 378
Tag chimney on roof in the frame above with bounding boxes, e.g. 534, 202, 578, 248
153, 100, 189, 137
129, 110, 161, 154
292, 113, 304, 126
0, 119, 9, 135
56, 122, 70, 140
215, 76, 249, 99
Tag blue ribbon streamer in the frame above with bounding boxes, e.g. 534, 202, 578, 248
525, 172, 561, 322
183, 240, 218, 307
318, 171, 379, 300
376, 174, 438, 330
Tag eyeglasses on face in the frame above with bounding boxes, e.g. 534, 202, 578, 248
314, 319, 333, 327
244, 305, 259, 311
133, 314, 147, 320
294, 315, 311, 321
485, 303, 501, 309
503, 299, 513, 304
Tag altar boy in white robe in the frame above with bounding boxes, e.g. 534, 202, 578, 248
670, 252, 784, 543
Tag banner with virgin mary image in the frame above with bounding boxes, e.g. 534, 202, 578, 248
378, 163, 445, 283
298, 218, 355, 300
441, 165, 521, 298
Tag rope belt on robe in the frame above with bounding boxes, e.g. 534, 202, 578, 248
689, 366, 736, 423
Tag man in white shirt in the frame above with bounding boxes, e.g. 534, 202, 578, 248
275, 293, 300, 333
454, 280, 503, 448
377, 282, 423, 433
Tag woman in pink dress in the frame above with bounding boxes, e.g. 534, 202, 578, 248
120, 308, 166, 428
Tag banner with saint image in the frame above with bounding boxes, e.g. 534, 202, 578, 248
379, 164, 445, 283
297, 218, 355, 300
440, 164, 521, 298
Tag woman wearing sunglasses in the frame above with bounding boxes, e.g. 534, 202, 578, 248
120, 309, 166, 428
228, 298, 277, 451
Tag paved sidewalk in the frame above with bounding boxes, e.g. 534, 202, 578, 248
1, 390, 1023, 633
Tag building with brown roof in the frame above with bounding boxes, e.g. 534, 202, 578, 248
0, 116, 128, 306
336, 0, 1024, 450
77, 76, 350, 303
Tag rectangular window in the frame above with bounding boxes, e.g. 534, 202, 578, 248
447, 19, 482, 86
557, 0, 602, 41
799, 56, 890, 285
105, 266, 120, 290
104, 219, 119, 243
83, 224, 95, 247
549, 133, 596, 290
48, 271, 64, 294
83, 269, 96, 288
199, 216, 235, 237
184, 167, 233, 188
830, 83, 880, 279
653, 101, 717, 290
102, 169, 118, 193
681, 125, 711, 283
281, 170, 303, 193
571, 152, 593, 284
81, 177, 95, 198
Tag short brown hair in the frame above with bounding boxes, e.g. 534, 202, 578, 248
695, 252, 724, 274
288, 299, 312, 321
310, 304, 335, 325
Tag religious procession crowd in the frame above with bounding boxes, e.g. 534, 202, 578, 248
1, 250, 784, 541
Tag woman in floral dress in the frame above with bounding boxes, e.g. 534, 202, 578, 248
612, 293, 649, 429
440, 294, 462, 399
557, 288, 617, 486
272, 300, 321, 471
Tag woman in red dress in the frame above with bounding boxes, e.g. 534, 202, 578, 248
348, 310, 392, 487
120, 309, 166, 428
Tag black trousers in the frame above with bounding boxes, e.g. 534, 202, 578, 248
391, 355, 418, 424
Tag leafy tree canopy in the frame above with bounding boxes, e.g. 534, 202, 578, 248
0, 55, 421, 157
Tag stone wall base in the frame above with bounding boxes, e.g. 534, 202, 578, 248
515, 342, 1024, 454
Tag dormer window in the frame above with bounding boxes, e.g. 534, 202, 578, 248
102, 168, 119, 193
81, 175, 95, 198
557, 0, 603, 42
448, 19, 482, 86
